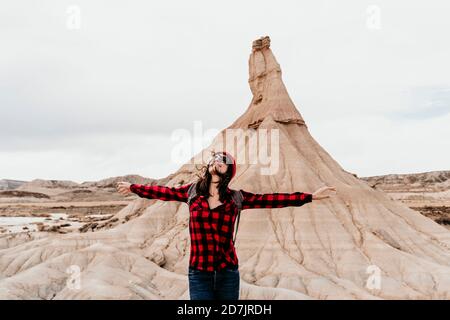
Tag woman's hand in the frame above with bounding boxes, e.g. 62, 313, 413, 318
312, 186, 336, 200
116, 181, 132, 195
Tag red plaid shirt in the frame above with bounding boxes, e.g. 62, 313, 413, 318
130, 183, 313, 272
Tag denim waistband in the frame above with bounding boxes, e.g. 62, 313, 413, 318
189, 265, 239, 272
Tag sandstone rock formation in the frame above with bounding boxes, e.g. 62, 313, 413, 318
1, 36, 449, 300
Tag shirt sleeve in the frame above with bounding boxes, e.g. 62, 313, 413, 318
240, 189, 313, 210
130, 182, 193, 203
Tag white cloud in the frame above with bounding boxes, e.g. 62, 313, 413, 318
1, 0, 449, 181
312, 112, 450, 176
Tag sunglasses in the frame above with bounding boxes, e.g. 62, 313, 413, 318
208, 153, 227, 165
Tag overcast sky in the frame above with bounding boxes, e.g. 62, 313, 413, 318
1, 0, 449, 183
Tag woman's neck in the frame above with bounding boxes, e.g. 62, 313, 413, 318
209, 180, 219, 197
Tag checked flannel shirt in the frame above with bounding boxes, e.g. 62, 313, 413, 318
130, 182, 313, 272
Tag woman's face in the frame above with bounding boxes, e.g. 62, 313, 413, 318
208, 155, 228, 175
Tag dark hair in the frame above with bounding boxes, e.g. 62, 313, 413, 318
194, 152, 234, 203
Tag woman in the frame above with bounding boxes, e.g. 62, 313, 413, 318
116, 151, 336, 300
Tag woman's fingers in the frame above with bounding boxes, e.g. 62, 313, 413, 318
313, 185, 337, 200
119, 189, 130, 195
318, 186, 334, 192
116, 182, 131, 195
323, 186, 336, 194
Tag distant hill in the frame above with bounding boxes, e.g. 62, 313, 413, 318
0, 179, 27, 191
0, 174, 169, 201
361, 170, 450, 203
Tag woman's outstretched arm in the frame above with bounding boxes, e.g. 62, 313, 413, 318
239, 189, 313, 209
239, 186, 336, 209
117, 181, 193, 203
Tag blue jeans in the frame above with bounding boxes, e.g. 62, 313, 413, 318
188, 266, 240, 300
